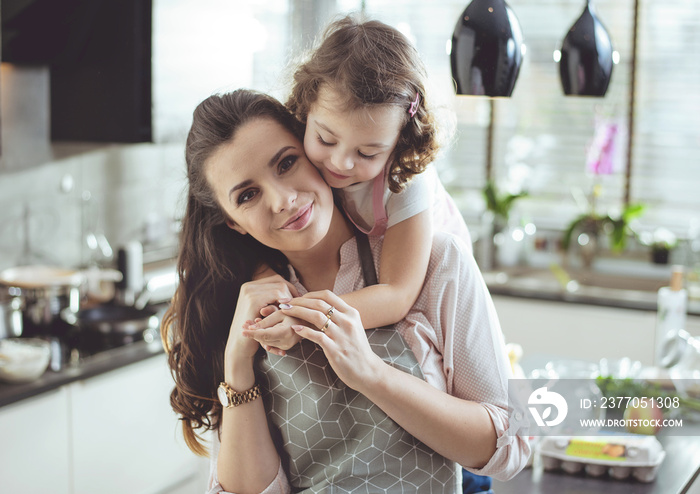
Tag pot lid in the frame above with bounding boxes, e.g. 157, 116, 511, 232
0, 265, 84, 289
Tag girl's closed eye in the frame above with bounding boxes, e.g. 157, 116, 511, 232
316, 134, 334, 146
316, 133, 376, 160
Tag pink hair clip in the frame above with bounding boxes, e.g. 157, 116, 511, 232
408, 92, 420, 118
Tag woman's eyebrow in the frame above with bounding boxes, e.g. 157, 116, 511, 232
267, 145, 294, 168
227, 145, 295, 200
229, 179, 252, 200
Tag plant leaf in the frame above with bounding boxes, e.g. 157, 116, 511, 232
562, 214, 591, 251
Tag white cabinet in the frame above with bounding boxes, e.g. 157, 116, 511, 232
492, 295, 700, 367
0, 354, 208, 494
0, 387, 71, 494
69, 356, 204, 494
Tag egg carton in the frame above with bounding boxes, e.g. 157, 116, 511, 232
538, 434, 666, 483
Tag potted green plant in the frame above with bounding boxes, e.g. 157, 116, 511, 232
562, 202, 645, 267
483, 180, 528, 229
647, 228, 677, 265
481, 180, 529, 269
561, 116, 646, 267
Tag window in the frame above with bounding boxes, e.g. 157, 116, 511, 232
152, 0, 291, 141
158, 0, 700, 247
296, 1, 700, 245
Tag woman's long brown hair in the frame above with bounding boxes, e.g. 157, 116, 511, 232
160, 90, 303, 455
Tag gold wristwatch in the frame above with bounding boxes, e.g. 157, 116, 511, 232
217, 382, 261, 408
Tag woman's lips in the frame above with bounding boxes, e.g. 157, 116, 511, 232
281, 203, 313, 230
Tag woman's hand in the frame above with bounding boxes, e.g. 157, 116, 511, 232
282, 290, 385, 391
226, 275, 300, 362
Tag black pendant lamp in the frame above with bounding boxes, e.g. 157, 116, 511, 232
450, 0, 524, 97
559, 0, 614, 96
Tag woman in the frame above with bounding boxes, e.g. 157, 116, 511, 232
161, 89, 530, 494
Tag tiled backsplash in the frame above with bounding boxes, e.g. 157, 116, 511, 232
0, 143, 186, 272
0, 63, 187, 272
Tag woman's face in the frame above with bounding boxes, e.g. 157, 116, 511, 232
205, 117, 334, 253
303, 85, 404, 189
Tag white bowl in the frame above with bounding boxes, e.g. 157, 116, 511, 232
0, 338, 51, 383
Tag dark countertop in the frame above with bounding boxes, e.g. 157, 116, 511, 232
0, 338, 165, 408
493, 426, 700, 494
495, 352, 700, 494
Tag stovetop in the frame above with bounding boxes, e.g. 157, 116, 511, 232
22, 318, 155, 372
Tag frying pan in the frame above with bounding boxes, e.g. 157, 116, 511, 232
64, 304, 159, 335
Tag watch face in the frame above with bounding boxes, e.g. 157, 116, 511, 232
217, 385, 229, 406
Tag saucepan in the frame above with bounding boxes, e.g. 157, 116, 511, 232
0, 265, 122, 332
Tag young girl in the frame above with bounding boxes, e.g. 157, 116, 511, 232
246, 15, 472, 350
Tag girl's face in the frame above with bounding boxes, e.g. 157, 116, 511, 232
304, 86, 405, 189
205, 117, 334, 254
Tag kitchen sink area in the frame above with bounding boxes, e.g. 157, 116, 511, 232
482, 264, 700, 315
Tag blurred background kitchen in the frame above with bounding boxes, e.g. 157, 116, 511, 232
1, 0, 700, 493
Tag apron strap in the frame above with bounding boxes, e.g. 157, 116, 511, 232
355, 229, 379, 287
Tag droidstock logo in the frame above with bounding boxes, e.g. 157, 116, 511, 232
528, 386, 568, 427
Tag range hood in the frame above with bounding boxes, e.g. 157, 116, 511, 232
1, 0, 153, 144
1, 0, 105, 65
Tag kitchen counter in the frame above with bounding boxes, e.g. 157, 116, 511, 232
493, 426, 700, 493
495, 352, 700, 494
0, 337, 165, 408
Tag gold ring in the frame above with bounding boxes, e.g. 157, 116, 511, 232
320, 317, 331, 333
326, 306, 335, 319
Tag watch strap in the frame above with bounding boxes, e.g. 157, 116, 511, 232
219, 382, 261, 408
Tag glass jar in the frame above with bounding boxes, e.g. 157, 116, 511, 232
660, 329, 700, 399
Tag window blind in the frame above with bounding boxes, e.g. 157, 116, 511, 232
631, 0, 700, 235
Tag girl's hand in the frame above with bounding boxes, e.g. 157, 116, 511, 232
241, 310, 304, 356
282, 290, 385, 391
227, 275, 299, 361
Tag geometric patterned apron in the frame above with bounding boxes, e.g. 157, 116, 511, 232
255, 232, 458, 493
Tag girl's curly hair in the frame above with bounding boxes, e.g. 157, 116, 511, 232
287, 15, 439, 193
